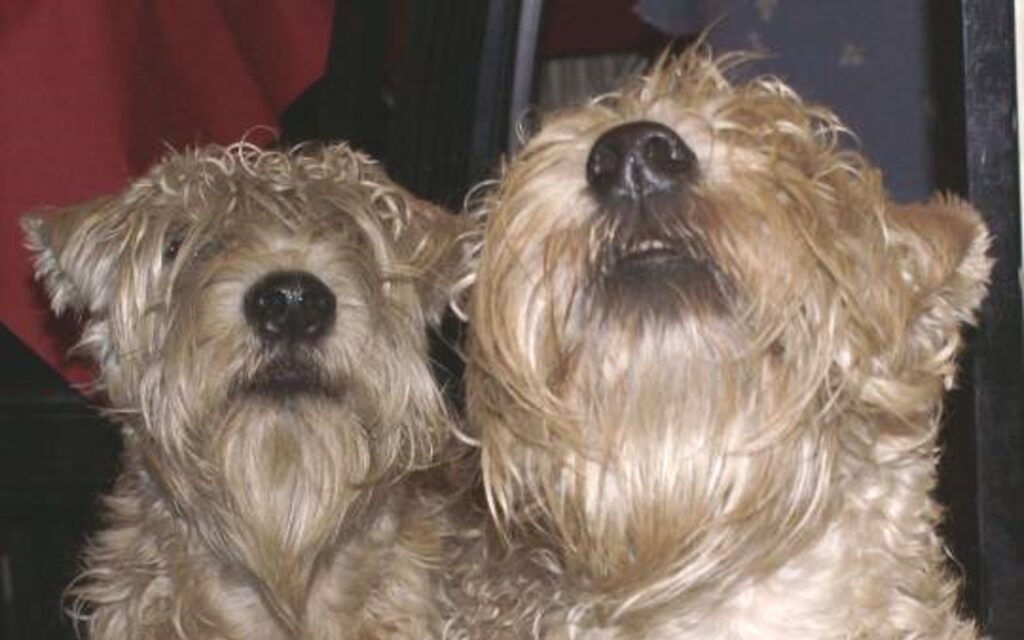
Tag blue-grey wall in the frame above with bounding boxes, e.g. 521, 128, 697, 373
639, 0, 952, 203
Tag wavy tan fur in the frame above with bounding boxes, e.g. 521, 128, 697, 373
24, 142, 471, 640
446, 49, 991, 639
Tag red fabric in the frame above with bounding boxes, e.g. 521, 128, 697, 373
539, 0, 661, 57
0, 0, 333, 383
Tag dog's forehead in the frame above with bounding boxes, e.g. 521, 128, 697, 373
121, 150, 397, 234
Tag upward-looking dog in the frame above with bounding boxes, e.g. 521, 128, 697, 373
24, 143, 469, 639
454, 51, 990, 639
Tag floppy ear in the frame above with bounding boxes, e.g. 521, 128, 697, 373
22, 195, 126, 317
885, 194, 991, 382
889, 194, 990, 327
392, 193, 474, 325
320, 143, 474, 325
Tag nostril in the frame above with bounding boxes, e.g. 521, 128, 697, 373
586, 144, 624, 195
254, 288, 289, 323
244, 271, 336, 343
643, 130, 695, 177
298, 283, 335, 336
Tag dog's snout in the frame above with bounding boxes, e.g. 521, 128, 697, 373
586, 121, 696, 202
244, 271, 336, 343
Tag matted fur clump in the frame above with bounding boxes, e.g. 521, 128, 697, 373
24, 142, 469, 639
448, 50, 990, 639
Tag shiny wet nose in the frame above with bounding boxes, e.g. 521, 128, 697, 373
244, 270, 336, 343
586, 121, 697, 203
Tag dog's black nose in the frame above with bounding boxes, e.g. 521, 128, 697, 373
586, 121, 696, 202
244, 271, 336, 343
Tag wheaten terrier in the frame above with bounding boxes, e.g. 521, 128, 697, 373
449, 51, 990, 639
25, 142, 469, 639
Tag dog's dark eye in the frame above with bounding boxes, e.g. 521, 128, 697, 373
163, 236, 184, 263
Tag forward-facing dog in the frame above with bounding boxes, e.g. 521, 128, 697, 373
451, 50, 990, 639
25, 143, 468, 639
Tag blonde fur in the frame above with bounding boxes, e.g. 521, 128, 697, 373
447, 50, 990, 639
24, 142, 471, 639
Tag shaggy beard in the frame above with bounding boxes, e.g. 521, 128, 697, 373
476, 277, 842, 623
579, 355, 829, 597
191, 397, 375, 629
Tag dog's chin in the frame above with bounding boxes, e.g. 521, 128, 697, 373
598, 244, 730, 318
